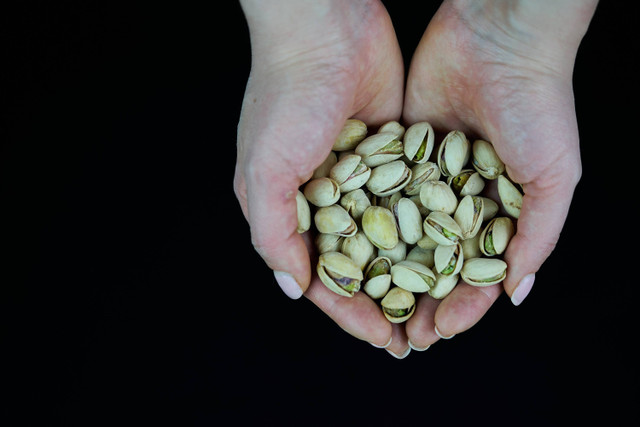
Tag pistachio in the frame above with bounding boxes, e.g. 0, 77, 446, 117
416, 232, 439, 250
355, 132, 404, 167
339, 188, 371, 223
303, 177, 340, 207
366, 160, 412, 197
314, 204, 358, 237
419, 180, 458, 215
454, 195, 484, 239
377, 120, 405, 139
497, 175, 523, 219
391, 197, 423, 245
408, 194, 431, 216
480, 196, 499, 221
472, 139, 505, 179
333, 119, 367, 151
363, 257, 392, 299
295, 190, 311, 233
330, 154, 371, 193
434, 242, 464, 276
423, 211, 463, 246
479, 217, 515, 256
341, 230, 376, 271
404, 161, 441, 196
460, 258, 507, 287
315, 233, 343, 254
317, 251, 364, 297
380, 287, 416, 323
361, 206, 398, 250
377, 240, 406, 264
428, 273, 459, 299
403, 121, 435, 164
460, 233, 482, 259
437, 130, 470, 177
390, 260, 435, 293
448, 169, 485, 197
405, 246, 435, 268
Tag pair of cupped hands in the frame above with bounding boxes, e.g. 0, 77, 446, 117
234, 0, 596, 357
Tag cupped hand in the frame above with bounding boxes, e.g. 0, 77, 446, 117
402, 0, 597, 349
234, 0, 404, 348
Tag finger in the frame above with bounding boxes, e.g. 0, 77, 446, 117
432, 281, 503, 339
405, 293, 441, 351
385, 323, 410, 359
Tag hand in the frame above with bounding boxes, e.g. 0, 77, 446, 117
234, 0, 405, 349
402, 0, 598, 350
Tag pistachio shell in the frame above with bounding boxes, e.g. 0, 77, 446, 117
341, 230, 376, 270
330, 154, 371, 193
403, 121, 435, 164
405, 246, 435, 269
460, 233, 482, 259
460, 257, 507, 287
333, 119, 367, 151
480, 197, 499, 221
428, 273, 459, 299
497, 175, 523, 218
380, 287, 416, 323
408, 195, 431, 216
361, 206, 398, 250
377, 120, 405, 139
419, 180, 458, 215
339, 188, 371, 223
416, 233, 439, 250
295, 190, 311, 233
355, 132, 404, 167
314, 204, 358, 237
404, 162, 441, 196
390, 260, 435, 293
472, 139, 505, 179
317, 251, 364, 297
366, 160, 412, 197
434, 242, 464, 276
448, 169, 485, 197
312, 151, 337, 179
437, 130, 470, 177
454, 195, 484, 239
423, 211, 463, 246
363, 256, 392, 299
315, 233, 343, 254
303, 177, 340, 207
377, 240, 406, 264
479, 217, 515, 256
391, 197, 423, 244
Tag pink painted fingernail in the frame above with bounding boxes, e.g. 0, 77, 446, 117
274, 271, 303, 299
511, 273, 535, 306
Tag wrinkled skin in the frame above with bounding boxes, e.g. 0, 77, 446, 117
234, 0, 597, 357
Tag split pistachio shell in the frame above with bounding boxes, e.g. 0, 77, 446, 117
391, 197, 423, 245
404, 162, 440, 196
363, 257, 392, 299
472, 139, 505, 179
380, 287, 416, 323
330, 154, 371, 193
366, 160, 412, 197
378, 121, 405, 139
434, 242, 464, 276
361, 206, 398, 250
355, 132, 404, 167
419, 180, 458, 215
403, 121, 435, 164
461, 257, 507, 287
480, 197, 499, 221
497, 175, 523, 219
437, 130, 470, 177
315, 204, 358, 237
341, 230, 375, 271
339, 188, 371, 223
378, 240, 406, 264
390, 260, 435, 293
454, 195, 484, 239
315, 233, 343, 254
317, 251, 364, 297
479, 217, 515, 256
333, 119, 367, 151
423, 211, 463, 246
460, 233, 482, 259
448, 169, 485, 197
429, 273, 459, 299
303, 177, 340, 207
406, 246, 435, 268
296, 190, 311, 233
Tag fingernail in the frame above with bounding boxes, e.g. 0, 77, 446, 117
434, 325, 455, 340
370, 336, 392, 349
511, 273, 535, 306
385, 347, 411, 359
273, 271, 303, 299
408, 340, 430, 352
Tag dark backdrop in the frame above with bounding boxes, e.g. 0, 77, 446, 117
1, 1, 636, 425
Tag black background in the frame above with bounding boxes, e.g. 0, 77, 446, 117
1, 1, 636, 425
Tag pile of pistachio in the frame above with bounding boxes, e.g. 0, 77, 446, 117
295, 119, 523, 323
